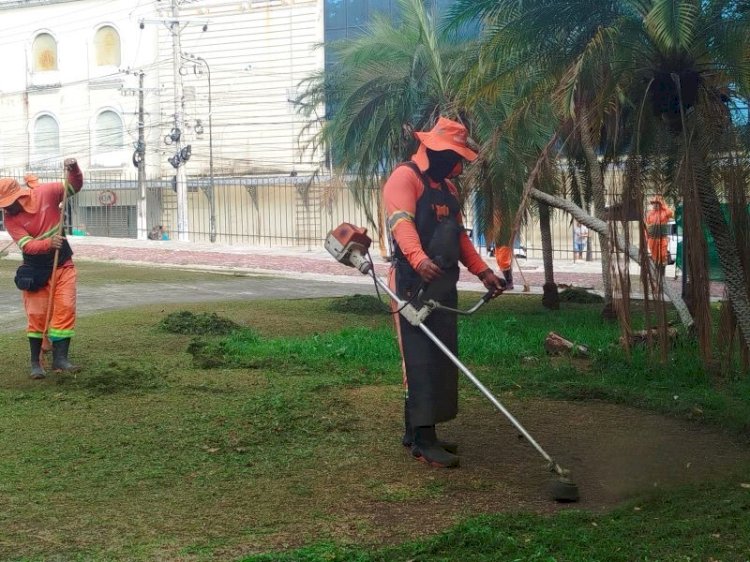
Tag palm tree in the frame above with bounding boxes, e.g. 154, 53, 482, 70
448, 0, 750, 357
296, 0, 473, 203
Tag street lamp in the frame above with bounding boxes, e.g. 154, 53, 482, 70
183, 52, 216, 242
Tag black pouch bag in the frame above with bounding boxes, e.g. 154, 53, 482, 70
14, 264, 52, 291
14, 239, 73, 292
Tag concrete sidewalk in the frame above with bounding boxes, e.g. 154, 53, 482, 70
0, 232, 713, 297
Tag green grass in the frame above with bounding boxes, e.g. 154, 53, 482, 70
1, 265, 749, 561
201, 296, 750, 435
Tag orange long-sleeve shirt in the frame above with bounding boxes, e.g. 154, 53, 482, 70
383, 162, 487, 276
4, 168, 83, 256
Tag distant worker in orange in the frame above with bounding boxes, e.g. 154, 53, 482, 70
645, 195, 674, 274
0, 159, 84, 379
494, 240, 514, 291
485, 211, 515, 290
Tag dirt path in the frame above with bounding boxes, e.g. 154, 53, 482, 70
306, 389, 750, 548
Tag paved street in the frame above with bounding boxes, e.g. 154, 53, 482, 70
0, 232, 723, 334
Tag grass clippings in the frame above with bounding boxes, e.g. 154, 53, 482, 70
326, 294, 389, 315
559, 286, 605, 304
159, 310, 241, 335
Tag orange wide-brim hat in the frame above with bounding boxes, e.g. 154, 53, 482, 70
0, 178, 30, 208
412, 116, 478, 171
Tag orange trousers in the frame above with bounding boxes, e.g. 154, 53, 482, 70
495, 246, 512, 271
23, 265, 77, 340
647, 237, 669, 266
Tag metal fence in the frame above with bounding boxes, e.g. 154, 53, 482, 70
1, 168, 609, 262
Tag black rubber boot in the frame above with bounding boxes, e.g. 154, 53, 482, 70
502, 269, 514, 290
401, 400, 458, 454
29, 337, 46, 380
52, 338, 81, 373
411, 426, 460, 468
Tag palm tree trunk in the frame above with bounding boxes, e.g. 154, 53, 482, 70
695, 178, 750, 350
539, 202, 559, 309
579, 110, 615, 319
529, 187, 694, 330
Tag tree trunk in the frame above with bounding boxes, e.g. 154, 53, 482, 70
579, 110, 616, 319
695, 178, 750, 351
539, 202, 559, 309
529, 187, 694, 331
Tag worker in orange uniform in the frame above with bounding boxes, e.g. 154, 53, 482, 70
383, 117, 506, 468
0, 158, 83, 379
494, 240, 514, 290
645, 195, 674, 274
485, 210, 515, 290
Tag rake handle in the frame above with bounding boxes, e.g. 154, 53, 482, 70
40, 169, 73, 357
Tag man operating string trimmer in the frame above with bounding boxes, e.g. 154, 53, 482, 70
384, 117, 505, 468
0, 159, 83, 379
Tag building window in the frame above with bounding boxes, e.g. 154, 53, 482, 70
95, 110, 124, 152
32, 33, 58, 72
94, 26, 121, 67
33, 115, 60, 163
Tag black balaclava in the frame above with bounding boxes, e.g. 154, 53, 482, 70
426, 148, 462, 182
4, 201, 23, 216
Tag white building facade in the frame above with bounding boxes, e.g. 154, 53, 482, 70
0, 0, 325, 178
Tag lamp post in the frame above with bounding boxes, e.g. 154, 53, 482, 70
184, 52, 216, 242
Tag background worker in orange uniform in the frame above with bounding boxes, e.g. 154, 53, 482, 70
485, 210, 515, 289
0, 159, 83, 379
384, 117, 505, 468
645, 195, 674, 274
494, 239, 514, 290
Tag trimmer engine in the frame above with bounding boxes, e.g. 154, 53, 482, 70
324, 223, 373, 274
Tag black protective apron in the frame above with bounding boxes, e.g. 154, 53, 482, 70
392, 162, 462, 427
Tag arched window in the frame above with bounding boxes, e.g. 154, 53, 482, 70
94, 26, 121, 67
32, 33, 57, 72
95, 110, 124, 152
33, 115, 60, 161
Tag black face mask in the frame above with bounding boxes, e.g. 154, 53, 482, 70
4, 201, 22, 216
426, 149, 461, 182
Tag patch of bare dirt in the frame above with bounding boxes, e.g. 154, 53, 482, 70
325, 387, 750, 547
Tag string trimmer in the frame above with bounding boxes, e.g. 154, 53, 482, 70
325, 223, 580, 503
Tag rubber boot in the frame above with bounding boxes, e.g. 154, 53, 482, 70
401, 399, 458, 454
411, 426, 460, 468
52, 338, 81, 373
29, 337, 46, 380
502, 269, 514, 290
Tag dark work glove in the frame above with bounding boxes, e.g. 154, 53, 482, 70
478, 269, 505, 298
416, 258, 443, 283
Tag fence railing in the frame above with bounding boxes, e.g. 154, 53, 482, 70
0, 168, 613, 262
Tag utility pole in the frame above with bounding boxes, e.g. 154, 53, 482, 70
136, 70, 147, 240
171, 0, 189, 241
184, 53, 215, 242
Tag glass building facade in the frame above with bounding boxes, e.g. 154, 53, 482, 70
324, 0, 456, 66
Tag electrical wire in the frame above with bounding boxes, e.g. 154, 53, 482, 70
365, 249, 425, 315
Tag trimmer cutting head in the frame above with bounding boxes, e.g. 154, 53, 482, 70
548, 476, 580, 503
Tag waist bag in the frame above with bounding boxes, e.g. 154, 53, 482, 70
14, 264, 53, 292
14, 240, 73, 292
